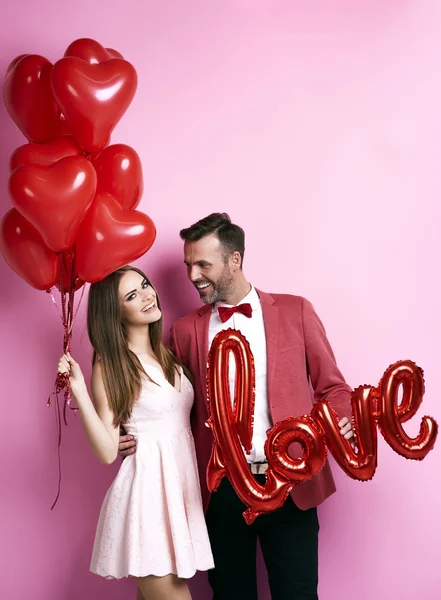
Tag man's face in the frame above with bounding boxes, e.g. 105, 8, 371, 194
184, 234, 235, 304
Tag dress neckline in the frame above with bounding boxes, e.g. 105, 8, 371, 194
138, 359, 183, 393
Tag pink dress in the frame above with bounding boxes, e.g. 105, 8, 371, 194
90, 363, 214, 579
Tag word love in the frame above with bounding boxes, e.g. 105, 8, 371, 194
205, 330, 438, 524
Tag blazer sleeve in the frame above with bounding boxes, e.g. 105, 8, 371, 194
302, 298, 352, 420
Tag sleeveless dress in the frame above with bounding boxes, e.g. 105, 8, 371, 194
90, 362, 214, 579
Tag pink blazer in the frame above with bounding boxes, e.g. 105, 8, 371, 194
169, 290, 352, 512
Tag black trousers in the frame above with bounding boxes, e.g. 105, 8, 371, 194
205, 476, 319, 600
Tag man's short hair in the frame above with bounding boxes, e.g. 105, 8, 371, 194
180, 213, 245, 267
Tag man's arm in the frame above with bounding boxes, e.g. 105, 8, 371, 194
302, 298, 355, 442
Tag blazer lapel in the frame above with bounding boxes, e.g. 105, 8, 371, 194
195, 304, 211, 413
257, 289, 279, 405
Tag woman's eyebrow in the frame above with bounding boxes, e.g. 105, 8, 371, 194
124, 288, 137, 298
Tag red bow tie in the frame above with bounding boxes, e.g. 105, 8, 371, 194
217, 303, 252, 323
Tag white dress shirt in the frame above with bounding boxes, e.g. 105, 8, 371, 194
208, 285, 272, 463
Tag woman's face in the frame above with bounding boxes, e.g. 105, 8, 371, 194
118, 270, 162, 326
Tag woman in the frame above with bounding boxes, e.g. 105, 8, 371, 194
57, 266, 214, 600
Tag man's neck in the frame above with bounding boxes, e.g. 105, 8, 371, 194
223, 278, 252, 306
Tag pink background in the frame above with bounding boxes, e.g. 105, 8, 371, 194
1, 1, 440, 599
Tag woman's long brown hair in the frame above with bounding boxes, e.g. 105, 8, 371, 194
87, 266, 184, 426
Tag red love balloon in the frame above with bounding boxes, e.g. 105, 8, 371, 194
93, 144, 143, 209
206, 329, 297, 525
205, 328, 439, 524
265, 416, 327, 483
312, 387, 378, 481
3, 54, 65, 143
0, 209, 59, 290
10, 136, 81, 171
75, 193, 156, 283
375, 361, 438, 460
51, 57, 138, 153
64, 38, 124, 64
9, 156, 97, 252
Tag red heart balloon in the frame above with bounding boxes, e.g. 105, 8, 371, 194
6, 54, 29, 74
0, 209, 59, 290
9, 156, 97, 253
75, 193, 156, 283
106, 48, 124, 59
93, 144, 143, 210
64, 38, 124, 64
58, 112, 73, 136
51, 58, 138, 153
10, 136, 81, 171
4, 54, 65, 143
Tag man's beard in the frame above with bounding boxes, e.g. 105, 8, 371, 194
198, 270, 234, 305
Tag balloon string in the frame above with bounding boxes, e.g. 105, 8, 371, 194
48, 257, 85, 344
47, 375, 65, 510
47, 250, 83, 509
66, 278, 85, 339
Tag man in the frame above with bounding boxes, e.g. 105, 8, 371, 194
120, 213, 354, 599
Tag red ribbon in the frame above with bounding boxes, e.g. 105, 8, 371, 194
46, 249, 83, 509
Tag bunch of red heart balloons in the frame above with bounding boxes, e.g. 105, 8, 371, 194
0, 39, 157, 507
0, 38, 156, 295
